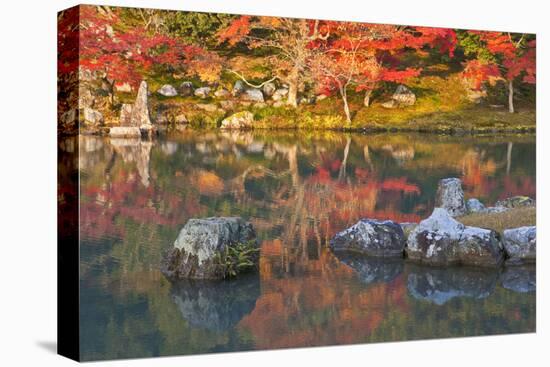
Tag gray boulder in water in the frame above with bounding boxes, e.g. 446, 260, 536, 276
170, 274, 260, 331
406, 208, 503, 267
407, 265, 499, 305
500, 266, 536, 293
502, 226, 536, 265
330, 219, 406, 257
161, 217, 258, 280
435, 178, 467, 217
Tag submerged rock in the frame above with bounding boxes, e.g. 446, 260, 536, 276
220, 111, 254, 130
161, 217, 258, 280
170, 274, 260, 331
330, 219, 406, 257
334, 252, 404, 285
500, 266, 536, 293
407, 265, 499, 305
435, 178, 467, 217
502, 226, 536, 265
495, 196, 536, 209
406, 208, 503, 267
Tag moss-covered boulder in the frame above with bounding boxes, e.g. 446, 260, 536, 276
161, 217, 259, 280
220, 111, 254, 129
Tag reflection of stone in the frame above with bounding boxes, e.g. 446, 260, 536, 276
334, 252, 403, 285
500, 266, 536, 293
407, 265, 499, 305
110, 138, 152, 187
170, 274, 260, 332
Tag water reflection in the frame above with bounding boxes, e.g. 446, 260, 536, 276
333, 252, 404, 285
407, 265, 499, 305
170, 275, 260, 332
501, 266, 536, 293
76, 131, 536, 360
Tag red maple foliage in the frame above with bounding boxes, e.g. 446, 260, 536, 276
309, 23, 457, 122
462, 31, 535, 112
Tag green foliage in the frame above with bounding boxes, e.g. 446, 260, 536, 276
165, 12, 237, 46
214, 241, 260, 279
456, 31, 495, 62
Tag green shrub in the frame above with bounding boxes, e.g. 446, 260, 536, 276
214, 240, 260, 279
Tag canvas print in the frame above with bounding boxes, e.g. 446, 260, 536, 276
57, 4, 536, 362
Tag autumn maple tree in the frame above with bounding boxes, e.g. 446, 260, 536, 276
218, 16, 330, 107
460, 31, 536, 113
310, 23, 457, 123
78, 6, 222, 104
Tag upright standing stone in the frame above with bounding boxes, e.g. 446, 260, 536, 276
130, 81, 152, 128
435, 178, 467, 217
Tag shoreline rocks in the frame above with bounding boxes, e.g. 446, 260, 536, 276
329, 219, 406, 257
502, 226, 536, 265
220, 111, 254, 130
435, 178, 467, 217
406, 208, 503, 267
161, 217, 258, 280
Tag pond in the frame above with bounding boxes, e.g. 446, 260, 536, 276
67, 131, 536, 360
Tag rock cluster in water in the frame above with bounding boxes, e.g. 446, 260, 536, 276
329, 177, 536, 269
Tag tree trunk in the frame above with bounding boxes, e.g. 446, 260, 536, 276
339, 86, 352, 123
363, 89, 372, 107
286, 67, 299, 107
508, 79, 515, 113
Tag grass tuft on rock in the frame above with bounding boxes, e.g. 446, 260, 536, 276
214, 240, 260, 279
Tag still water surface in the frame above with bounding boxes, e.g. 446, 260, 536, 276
74, 131, 535, 360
